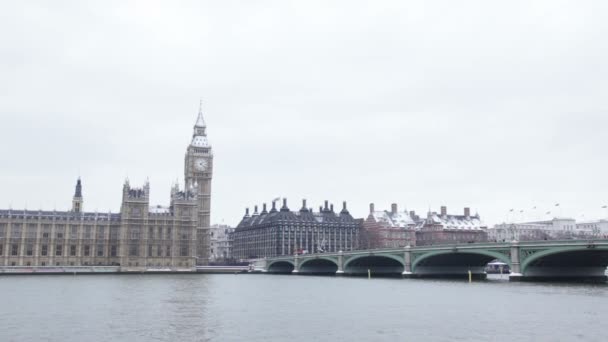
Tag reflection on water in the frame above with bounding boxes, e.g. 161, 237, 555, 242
1, 274, 606, 342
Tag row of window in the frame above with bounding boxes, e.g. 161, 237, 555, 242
128, 245, 188, 257
0, 244, 117, 257
0, 243, 193, 258
7, 261, 111, 267
0, 224, 118, 239
0, 227, 195, 240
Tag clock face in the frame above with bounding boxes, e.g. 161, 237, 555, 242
195, 158, 208, 171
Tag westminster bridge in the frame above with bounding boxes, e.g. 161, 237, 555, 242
254, 240, 608, 281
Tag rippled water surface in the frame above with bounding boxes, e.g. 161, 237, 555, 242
1, 274, 607, 342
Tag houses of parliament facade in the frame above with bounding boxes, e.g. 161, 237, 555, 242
0, 107, 213, 270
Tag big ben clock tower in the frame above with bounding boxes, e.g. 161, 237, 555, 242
185, 102, 213, 265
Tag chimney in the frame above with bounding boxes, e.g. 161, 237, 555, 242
340, 201, 349, 215
464, 207, 471, 218
441, 206, 447, 218
324, 200, 329, 211
391, 203, 398, 215
253, 205, 259, 215
270, 201, 277, 213
300, 199, 308, 212
261, 203, 268, 214
410, 210, 416, 219
330, 204, 334, 212
245, 208, 250, 217
281, 198, 289, 212
370, 203, 375, 214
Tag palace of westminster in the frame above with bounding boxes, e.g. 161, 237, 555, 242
0, 107, 213, 270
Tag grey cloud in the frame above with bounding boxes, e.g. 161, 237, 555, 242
1, 0, 607, 225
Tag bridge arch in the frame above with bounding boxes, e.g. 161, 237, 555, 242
520, 246, 608, 279
299, 257, 339, 274
344, 254, 405, 276
266, 260, 295, 274
411, 249, 511, 277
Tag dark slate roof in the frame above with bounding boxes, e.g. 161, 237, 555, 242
236, 200, 356, 231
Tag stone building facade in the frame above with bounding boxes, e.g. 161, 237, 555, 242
232, 199, 360, 259
210, 224, 234, 263
489, 218, 606, 242
416, 206, 488, 246
0, 107, 213, 269
361, 203, 418, 249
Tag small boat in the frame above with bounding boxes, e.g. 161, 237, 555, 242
485, 261, 510, 274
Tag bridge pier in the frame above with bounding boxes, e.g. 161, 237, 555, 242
509, 242, 523, 280
292, 254, 300, 274
336, 251, 345, 276
402, 246, 413, 278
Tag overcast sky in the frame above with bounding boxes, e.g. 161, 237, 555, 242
1, 1, 607, 226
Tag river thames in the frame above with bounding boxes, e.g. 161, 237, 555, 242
1, 274, 606, 342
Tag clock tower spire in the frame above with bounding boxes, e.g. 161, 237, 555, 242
185, 101, 213, 265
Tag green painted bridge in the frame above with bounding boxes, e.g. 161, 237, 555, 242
254, 240, 608, 281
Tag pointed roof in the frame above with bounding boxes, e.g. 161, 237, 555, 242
74, 178, 82, 198
195, 100, 206, 127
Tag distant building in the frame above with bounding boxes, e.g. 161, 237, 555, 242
576, 219, 608, 238
210, 224, 234, 262
361, 203, 418, 249
489, 217, 606, 242
416, 206, 487, 246
232, 199, 360, 259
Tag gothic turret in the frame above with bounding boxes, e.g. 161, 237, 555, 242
71, 178, 83, 213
